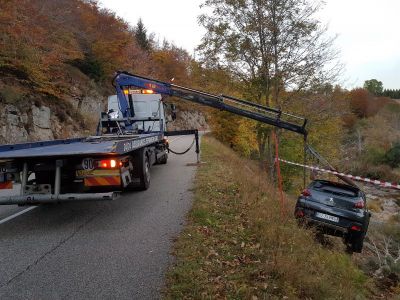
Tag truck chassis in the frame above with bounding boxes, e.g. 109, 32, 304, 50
0, 133, 170, 205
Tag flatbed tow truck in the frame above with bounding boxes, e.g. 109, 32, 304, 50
0, 71, 307, 206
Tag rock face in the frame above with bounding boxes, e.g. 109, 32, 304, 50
361, 183, 400, 222
0, 104, 57, 144
0, 100, 208, 145
167, 110, 209, 131
0, 105, 29, 144
31, 105, 54, 141
67, 85, 105, 118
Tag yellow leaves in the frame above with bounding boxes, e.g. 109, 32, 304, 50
231, 118, 258, 157
211, 111, 259, 158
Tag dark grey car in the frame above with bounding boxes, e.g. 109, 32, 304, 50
294, 180, 371, 253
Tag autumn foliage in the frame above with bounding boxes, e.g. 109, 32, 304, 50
349, 88, 389, 118
0, 0, 196, 133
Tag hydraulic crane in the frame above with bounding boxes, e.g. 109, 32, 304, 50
112, 71, 308, 137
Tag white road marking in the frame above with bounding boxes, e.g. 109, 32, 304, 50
0, 206, 36, 225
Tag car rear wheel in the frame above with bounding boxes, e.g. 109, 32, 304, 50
346, 232, 365, 253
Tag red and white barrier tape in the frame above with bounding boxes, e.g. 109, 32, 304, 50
278, 158, 400, 190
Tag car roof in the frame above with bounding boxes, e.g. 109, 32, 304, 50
310, 180, 361, 193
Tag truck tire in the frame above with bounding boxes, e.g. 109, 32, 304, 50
137, 151, 150, 190
158, 152, 168, 165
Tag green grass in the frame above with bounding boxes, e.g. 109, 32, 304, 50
164, 135, 368, 299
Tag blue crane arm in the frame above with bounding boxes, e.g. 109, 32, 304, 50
113, 72, 173, 118
112, 71, 307, 136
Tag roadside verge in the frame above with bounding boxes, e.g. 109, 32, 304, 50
164, 135, 367, 299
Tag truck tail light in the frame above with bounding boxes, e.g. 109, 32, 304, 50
301, 189, 311, 197
98, 159, 119, 169
354, 200, 364, 209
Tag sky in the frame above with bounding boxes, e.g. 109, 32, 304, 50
100, 0, 400, 89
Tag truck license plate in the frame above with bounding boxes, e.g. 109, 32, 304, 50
315, 212, 339, 223
76, 169, 94, 177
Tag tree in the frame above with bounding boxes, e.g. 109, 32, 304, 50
151, 42, 191, 83
134, 18, 151, 52
198, 0, 341, 159
363, 79, 383, 96
383, 88, 400, 99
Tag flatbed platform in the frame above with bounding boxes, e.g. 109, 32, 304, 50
0, 133, 163, 160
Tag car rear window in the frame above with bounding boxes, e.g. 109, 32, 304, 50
311, 181, 359, 198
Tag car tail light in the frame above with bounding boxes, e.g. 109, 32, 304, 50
301, 189, 311, 197
354, 199, 364, 209
98, 159, 119, 169
350, 225, 362, 231
295, 209, 305, 218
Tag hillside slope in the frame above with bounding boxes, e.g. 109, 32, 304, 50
0, 0, 207, 144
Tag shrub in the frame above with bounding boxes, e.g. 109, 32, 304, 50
353, 163, 397, 182
0, 86, 25, 104
68, 55, 105, 82
349, 89, 389, 118
385, 143, 400, 168
367, 200, 383, 213
364, 224, 400, 290
363, 146, 387, 165
342, 113, 358, 129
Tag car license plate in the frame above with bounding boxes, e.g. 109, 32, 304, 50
315, 212, 339, 223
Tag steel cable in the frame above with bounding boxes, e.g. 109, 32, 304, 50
167, 138, 196, 155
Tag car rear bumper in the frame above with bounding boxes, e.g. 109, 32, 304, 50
295, 206, 365, 236
306, 217, 348, 232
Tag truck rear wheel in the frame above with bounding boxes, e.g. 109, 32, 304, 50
137, 152, 150, 190
158, 152, 168, 164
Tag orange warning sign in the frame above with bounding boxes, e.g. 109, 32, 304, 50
84, 176, 121, 187
0, 181, 13, 189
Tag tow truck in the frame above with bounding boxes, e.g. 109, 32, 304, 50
0, 71, 307, 205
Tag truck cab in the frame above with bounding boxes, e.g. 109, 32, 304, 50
105, 90, 166, 134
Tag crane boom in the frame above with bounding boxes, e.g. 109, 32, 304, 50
113, 71, 307, 136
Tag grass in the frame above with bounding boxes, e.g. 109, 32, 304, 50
368, 200, 383, 213
164, 135, 368, 299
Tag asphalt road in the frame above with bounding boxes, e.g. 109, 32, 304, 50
0, 135, 198, 299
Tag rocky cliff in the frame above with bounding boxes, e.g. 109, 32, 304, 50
0, 96, 208, 145
167, 110, 209, 132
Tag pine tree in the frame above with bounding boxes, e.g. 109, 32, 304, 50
134, 18, 151, 52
